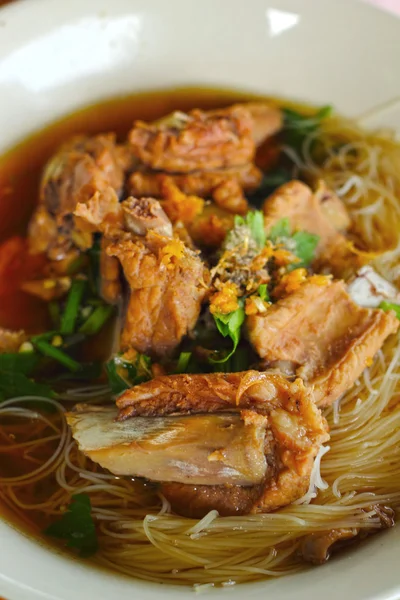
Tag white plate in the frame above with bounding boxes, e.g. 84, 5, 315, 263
0, 0, 399, 598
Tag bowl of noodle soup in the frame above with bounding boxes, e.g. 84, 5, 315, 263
1, 0, 400, 599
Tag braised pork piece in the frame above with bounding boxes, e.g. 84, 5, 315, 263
69, 373, 329, 517
16, 99, 399, 519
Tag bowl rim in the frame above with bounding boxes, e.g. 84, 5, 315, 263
0, 1, 400, 599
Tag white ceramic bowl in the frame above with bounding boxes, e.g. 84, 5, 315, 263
0, 0, 400, 598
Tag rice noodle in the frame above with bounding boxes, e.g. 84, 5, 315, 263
1, 110, 400, 587
293, 445, 330, 505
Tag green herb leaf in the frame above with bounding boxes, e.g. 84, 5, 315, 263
106, 353, 152, 395
268, 218, 291, 243
210, 303, 245, 364
60, 279, 86, 335
258, 284, 270, 302
0, 370, 54, 401
175, 351, 192, 374
379, 301, 400, 319
79, 304, 114, 336
214, 346, 252, 374
0, 352, 39, 375
246, 211, 266, 248
45, 494, 98, 557
233, 211, 266, 249
267, 218, 320, 269
292, 231, 320, 268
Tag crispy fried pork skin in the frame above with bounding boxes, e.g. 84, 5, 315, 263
107, 234, 207, 356
128, 103, 281, 173
75, 188, 173, 240
67, 407, 269, 486
75, 189, 208, 356
116, 370, 303, 418
28, 134, 125, 259
263, 180, 363, 278
127, 163, 262, 200
246, 279, 399, 407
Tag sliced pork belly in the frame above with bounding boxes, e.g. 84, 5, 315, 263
71, 372, 328, 517
128, 103, 282, 173
262, 180, 363, 278
246, 279, 399, 407
28, 134, 126, 260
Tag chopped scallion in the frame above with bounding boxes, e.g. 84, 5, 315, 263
79, 305, 114, 335
60, 279, 86, 335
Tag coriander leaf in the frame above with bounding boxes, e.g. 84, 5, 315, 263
379, 301, 400, 319
45, 493, 98, 557
175, 351, 192, 374
267, 219, 319, 269
268, 218, 291, 242
258, 284, 270, 302
0, 370, 54, 401
0, 352, 39, 375
106, 353, 152, 395
245, 211, 266, 248
233, 211, 266, 249
210, 303, 245, 364
292, 231, 320, 268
